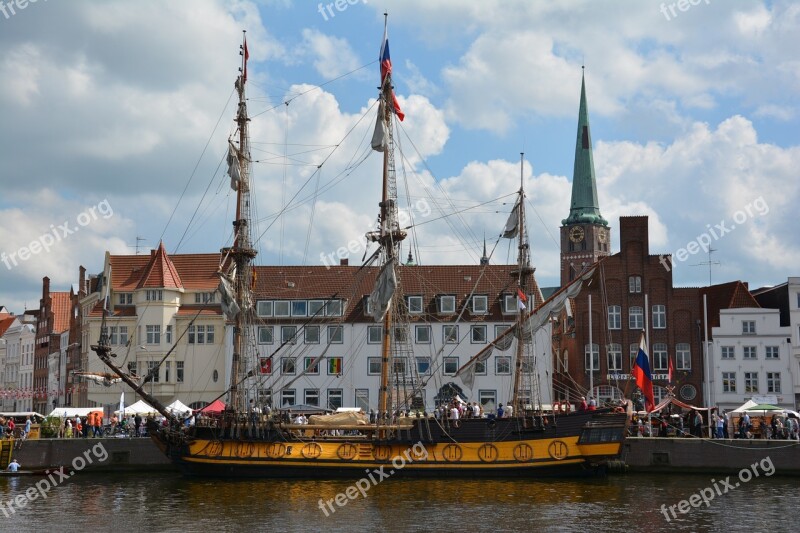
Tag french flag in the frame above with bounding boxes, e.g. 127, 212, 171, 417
632, 332, 655, 412
379, 25, 405, 121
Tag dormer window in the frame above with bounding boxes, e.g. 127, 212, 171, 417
471, 295, 488, 315
437, 295, 455, 314
146, 290, 162, 301
407, 296, 423, 314
195, 292, 216, 304
118, 293, 133, 305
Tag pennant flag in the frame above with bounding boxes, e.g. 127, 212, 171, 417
517, 287, 527, 310
632, 333, 655, 412
379, 24, 404, 121
243, 38, 250, 84
668, 354, 675, 384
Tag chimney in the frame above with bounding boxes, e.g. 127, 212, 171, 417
340, 258, 349, 266
79, 265, 87, 294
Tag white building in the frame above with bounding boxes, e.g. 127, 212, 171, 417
789, 277, 800, 408
79, 245, 228, 409
710, 307, 794, 411
1, 314, 36, 412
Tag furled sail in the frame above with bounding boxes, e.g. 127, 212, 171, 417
501, 199, 520, 238
371, 100, 388, 152
368, 258, 396, 322
217, 271, 240, 320
227, 142, 241, 191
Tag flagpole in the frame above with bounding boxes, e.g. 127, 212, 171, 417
644, 293, 650, 436
588, 294, 593, 402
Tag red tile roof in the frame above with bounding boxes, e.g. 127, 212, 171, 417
51, 292, 72, 334
109, 250, 220, 292
700, 280, 760, 331
0, 316, 16, 337
137, 242, 184, 289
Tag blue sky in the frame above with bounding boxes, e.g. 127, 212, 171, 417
0, 0, 798, 312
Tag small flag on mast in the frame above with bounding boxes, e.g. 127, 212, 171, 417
632, 332, 655, 412
379, 23, 404, 121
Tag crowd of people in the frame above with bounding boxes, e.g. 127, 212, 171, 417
631, 408, 800, 440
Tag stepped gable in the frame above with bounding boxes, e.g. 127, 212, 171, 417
51, 291, 73, 333
700, 280, 760, 332
252, 264, 542, 322
137, 241, 184, 290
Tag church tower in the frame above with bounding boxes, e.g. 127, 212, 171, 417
560, 70, 610, 286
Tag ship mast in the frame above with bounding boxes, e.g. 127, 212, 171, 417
374, 14, 405, 431
510, 153, 533, 416
225, 31, 257, 413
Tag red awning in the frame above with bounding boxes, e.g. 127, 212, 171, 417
198, 399, 227, 415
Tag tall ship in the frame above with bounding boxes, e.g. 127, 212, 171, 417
93, 20, 628, 478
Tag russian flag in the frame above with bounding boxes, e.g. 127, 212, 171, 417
632, 332, 655, 412
379, 24, 405, 121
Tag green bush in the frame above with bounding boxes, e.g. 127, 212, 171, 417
39, 416, 62, 438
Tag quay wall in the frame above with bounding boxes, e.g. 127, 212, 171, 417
621, 437, 800, 475
12, 438, 175, 472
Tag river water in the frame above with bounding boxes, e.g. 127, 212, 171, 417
1, 470, 796, 532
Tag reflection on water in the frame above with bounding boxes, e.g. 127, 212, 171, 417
1, 471, 797, 532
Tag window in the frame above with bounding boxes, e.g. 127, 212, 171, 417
118, 293, 133, 305
471, 325, 487, 344
407, 296, 423, 314
368, 357, 381, 375
742, 320, 756, 334
274, 301, 290, 317
495, 356, 512, 375
327, 389, 343, 410
393, 326, 408, 343
147, 361, 160, 383
258, 326, 274, 344
281, 389, 296, 407
327, 326, 343, 344
128, 361, 137, 376
292, 300, 308, 317
585, 344, 599, 371
475, 359, 487, 375
393, 359, 407, 375
304, 357, 319, 375
281, 326, 297, 344
256, 300, 273, 317
146, 290, 163, 301
109, 326, 128, 346
363, 296, 373, 316
629, 344, 639, 370
325, 300, 343, 316
652, 305, 666, 329
472, 295, 488, 314
722, 372, 736, 393
607, 343, 622, 371
443, 357, 459, 375
629, 307, 643, 330
415, 325, 431, 344
308, 300, 325, 317
367, 325, 382, 344
304, 389, 319, 406
146, 325, 161, 344
743, 346, 757, 360
608, 305, 621, 330
652, 343, 668, 371
767, 372, 781, 393
765, 346, 779, 360
478, 390, 496, 411
503, 294, 522, 314
304, 326, 320, 344
443, 325, 459, 344
744, 372, 758, 393
327, 357, 343, 376
188, 325, 214, 344
164, 361, 171, 383
438, 295, 455, 314
629, 276, 641, 294
165, 325, 173, 344
195, 292, 215, 304
416, 357, 431, 375
259, 358, 273, 375
355, 389, 369, 411
676, 343, 691, 370
281, 358, 296, 375
721, 346, 734, 360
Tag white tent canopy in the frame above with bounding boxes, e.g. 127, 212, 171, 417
46, 408, 101, 419
166, 400, 192, 416
731, 400, 759, 413
115, 400, 158, 416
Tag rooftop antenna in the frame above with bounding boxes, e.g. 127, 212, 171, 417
128, 236, 147, 255
691, 247, 721, 286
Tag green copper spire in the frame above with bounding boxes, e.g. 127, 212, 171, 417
562, 70, 608, 227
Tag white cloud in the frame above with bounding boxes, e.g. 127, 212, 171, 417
300, 29, 362, 79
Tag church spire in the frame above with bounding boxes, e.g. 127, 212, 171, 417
562, 69, 608, 227
480, 234, 489, 266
